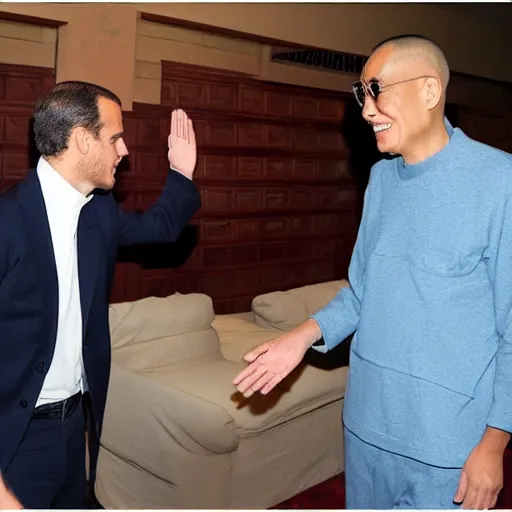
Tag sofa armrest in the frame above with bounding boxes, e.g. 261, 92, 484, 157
154, 357, 348, 438
102, 355, 348, 486
101, 360, 250, 483
252, 279, 349, 331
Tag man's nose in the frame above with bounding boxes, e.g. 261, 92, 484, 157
118, 139, 129, 157
362, 94, 377, 122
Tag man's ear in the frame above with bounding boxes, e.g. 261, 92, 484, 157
70, 126, 91, 155
425, 77, 442, 110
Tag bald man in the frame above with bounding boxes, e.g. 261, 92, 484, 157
233, 35, 512, 509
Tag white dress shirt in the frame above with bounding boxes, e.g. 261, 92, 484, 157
36, 157, 93, 407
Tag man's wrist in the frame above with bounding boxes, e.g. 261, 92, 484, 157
480, 426, 511, 455
296, 318, 323, 351
170, 165, 193, 181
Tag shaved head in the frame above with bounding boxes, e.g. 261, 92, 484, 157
372, 35, 450, 91
358, 34, 451, 163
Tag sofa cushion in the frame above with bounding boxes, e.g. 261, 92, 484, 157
110, 293, 215, 347
252, 280, 349, 331
109, 293, 223, 370
212, 313, 281, 361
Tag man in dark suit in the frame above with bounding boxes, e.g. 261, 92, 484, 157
0, 81, 201, 509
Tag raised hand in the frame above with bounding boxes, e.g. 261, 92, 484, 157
168, 109, 197, 179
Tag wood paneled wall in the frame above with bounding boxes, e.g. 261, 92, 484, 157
0, 63, 54, 192
457, 108, 512, 154
3, 62, 511, 315
111, 62, 359, 312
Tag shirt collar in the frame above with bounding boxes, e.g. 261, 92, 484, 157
444, 116, 454, 137
37, 157, 93, 212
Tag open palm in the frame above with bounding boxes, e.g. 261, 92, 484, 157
233, 334, 308, 398
167, 109, 197, 179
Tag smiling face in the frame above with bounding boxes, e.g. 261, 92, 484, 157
79, 97, 128, 191
360, 44, 440, 160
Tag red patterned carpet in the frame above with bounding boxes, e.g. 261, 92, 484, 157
274, 447, 512, 509
273, 474, 346, 509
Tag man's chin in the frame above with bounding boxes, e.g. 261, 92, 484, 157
99, 176, 116, 191
91, 183, 114, 193
376, 140, 398, 154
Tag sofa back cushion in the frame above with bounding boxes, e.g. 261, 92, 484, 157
109, 293, 223, 370
252, 279, 349, 331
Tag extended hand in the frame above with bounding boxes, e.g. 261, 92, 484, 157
454, 441, 504, 509
233, 323, 317, 397
0, 474, 22, 509
168, 109, 196, 179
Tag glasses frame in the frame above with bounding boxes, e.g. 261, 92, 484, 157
352, 75, 436, 107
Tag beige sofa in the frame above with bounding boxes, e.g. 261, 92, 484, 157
95, 280, 350, 509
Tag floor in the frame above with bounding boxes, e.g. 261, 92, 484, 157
273, 473, 346, 509
89, 446, 511, 509
274, 446, 512, 509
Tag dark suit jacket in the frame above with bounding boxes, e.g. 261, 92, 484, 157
0, 167, 201, 476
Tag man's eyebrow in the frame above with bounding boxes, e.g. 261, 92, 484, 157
110, 132, 124, 142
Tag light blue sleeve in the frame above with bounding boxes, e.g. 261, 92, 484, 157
310, 170, 375, 353
486, 176, 512, 434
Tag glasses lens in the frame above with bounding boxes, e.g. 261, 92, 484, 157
352, 82, 365, 106
368, 81, 381, 101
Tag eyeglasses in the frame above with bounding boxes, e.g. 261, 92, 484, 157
352, 75, 435, 107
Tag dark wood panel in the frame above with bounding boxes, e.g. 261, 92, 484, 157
0, 63, 54, 187
159, 60, 346, 125
456, 107, 512, 153
119, 62, 512, 313
114, 62, 356, 312
1, 61, 511, 314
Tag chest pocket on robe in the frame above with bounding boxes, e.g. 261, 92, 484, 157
355, 219, 498, 400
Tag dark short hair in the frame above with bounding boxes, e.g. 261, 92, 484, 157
33, 81, 121, 157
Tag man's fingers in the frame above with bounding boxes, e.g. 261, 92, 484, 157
182, 110, 189, 142
178, 109, 184, 139
250, 370, 276, 395
243, 343, 270, 364
170, 109, 186, 140
463, 482, 501, 509
232, 363, 257, 386
261, 374, 282, 395
238, 366, 268, 397
171, 110, 178, 138
476, 488, 490, 510
188, 119, 195, 145
233, 363, 264, 390
481, 488, 500, 510
188, 119, 196, 144
461, 485, 478, 510
170, 109, 195, 145
454, 470, 468, 504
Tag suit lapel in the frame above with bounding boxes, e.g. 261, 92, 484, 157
19, 169, 100, 341
19, 170, 59, 339
78, 201, 99, 338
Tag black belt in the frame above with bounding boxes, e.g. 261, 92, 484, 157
32, 392, 82, 421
